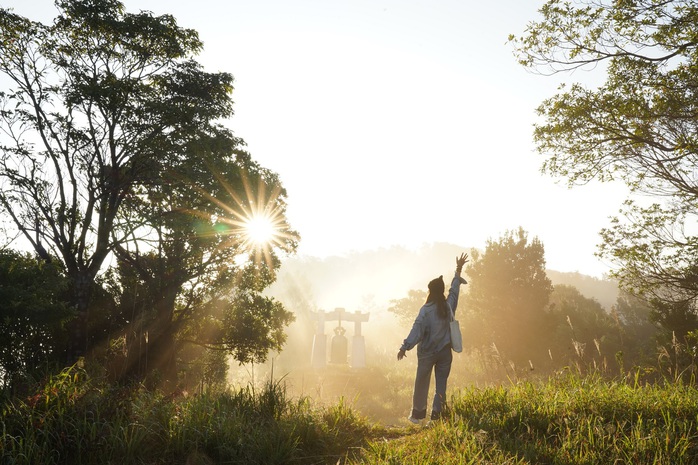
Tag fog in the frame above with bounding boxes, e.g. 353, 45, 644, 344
227, 243, 620, 425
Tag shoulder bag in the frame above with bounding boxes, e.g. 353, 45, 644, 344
449, 306, 463, 353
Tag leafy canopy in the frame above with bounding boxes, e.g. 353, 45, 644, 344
0, 0, 299, 375
510, 1, 698, 325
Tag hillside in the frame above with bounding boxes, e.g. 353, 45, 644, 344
5, 368, 697, 464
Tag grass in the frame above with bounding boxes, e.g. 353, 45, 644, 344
3, 366, 698, 464
350, 371, 698, 464
0, 365, 378, 464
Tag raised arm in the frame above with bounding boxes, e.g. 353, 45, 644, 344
456, 252, 468, 275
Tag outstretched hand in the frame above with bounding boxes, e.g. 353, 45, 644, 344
456, 252, 469, 270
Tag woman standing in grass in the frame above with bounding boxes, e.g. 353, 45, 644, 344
397, 253, 468, 423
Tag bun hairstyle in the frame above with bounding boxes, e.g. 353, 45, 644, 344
427, 275, 448, 319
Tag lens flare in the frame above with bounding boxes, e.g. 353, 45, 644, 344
187, 164, 299, 273
244, 214, 276, 246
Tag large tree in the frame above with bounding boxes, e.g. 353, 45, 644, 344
0, 0, 297, 365
462, 227, 553, 370
108, 151, 297, 388
511, 0, 698, 336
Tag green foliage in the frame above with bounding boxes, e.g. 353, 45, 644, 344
0, 0, 216, 271
547, 284, 623, 373
649, 299, 698, 342
510, 0, 698, 340
223, 290, 296, 365
105, 155, 298, 386
0, 0, 299, 388
0, 250, 71, 393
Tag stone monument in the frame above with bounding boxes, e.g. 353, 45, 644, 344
310, 307, 370, 368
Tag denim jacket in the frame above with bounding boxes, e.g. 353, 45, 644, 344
400, 272, 467, 356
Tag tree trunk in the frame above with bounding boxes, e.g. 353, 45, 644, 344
116, 287, 179, 392
67, 271, 94, 364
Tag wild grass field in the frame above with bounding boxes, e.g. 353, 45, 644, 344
3, 362, 698, 465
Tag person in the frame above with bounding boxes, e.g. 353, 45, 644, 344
397, 252, 469, 424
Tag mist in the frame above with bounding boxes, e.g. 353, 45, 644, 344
228, 242, 620, 425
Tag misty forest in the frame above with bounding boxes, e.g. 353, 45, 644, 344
3, 1, 698, 464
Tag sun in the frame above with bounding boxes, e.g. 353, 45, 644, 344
243, 214, 277, 245
189, 165, 299, 272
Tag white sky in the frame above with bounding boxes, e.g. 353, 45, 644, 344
2, 0, 629, 278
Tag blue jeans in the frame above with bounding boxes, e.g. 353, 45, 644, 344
410, 344, 453, 420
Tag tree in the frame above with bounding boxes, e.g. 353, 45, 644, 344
108, 154, 297, 388
388, 289, 427, 327
0, 250, 71, 393
547, 284, 621, 372
608, 290, 658, 369
0, 0, 297, 366
510, 0, 698, 336
462, 227, 553, 370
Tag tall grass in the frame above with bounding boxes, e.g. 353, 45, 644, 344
0, 365, 378, 464
5, 363, 698, 464
351, 371, 698, 464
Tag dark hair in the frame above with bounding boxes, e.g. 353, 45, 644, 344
426, 276, 448, 319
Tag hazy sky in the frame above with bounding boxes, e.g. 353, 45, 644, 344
2, 0, 629, 277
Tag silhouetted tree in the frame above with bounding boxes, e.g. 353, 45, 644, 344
107, 152, 297, 389
0, 0, 299, 383
0, 0, 233, 362
0, 250, 71, 393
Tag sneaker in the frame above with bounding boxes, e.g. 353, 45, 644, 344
407, 415, 421, 424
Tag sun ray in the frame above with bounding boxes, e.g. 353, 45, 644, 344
244, 214, 276, 245
181, 163, 299, 275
